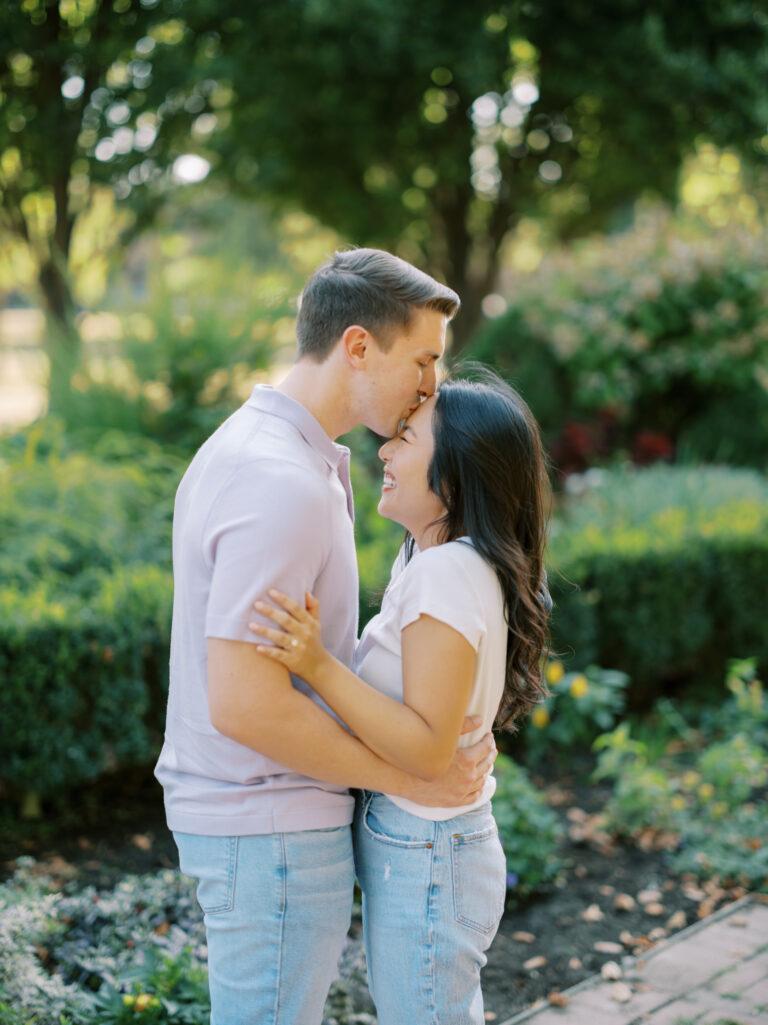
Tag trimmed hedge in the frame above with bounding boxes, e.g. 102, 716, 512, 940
0, 567, 171, 798
548, 465, 768, 698
0, 431, 179, 802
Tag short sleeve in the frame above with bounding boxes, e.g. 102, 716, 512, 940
397, 544, 486, 651
203, 459, 331, 644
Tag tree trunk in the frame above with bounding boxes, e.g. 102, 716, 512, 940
432, 183, 513, 357
39, 254, 80, 414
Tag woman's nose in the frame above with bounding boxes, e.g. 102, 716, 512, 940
378, 440, 391, 461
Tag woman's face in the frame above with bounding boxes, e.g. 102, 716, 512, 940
377, 394, 446, 541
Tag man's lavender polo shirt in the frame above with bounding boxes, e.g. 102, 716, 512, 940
154, 385, 359, 836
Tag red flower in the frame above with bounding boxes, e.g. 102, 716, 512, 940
632, 431, 674, 465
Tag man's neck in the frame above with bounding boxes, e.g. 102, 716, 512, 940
275, 359, 356, 441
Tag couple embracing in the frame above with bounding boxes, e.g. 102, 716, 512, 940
155, 248, 552, 1025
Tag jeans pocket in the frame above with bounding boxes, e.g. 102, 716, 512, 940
450, 823, 507, 934
362, 794, 434, 849
174, 833, 238, 915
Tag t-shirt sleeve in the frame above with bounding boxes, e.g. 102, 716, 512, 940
203, 459, 331, 644
397, 545, 486, 651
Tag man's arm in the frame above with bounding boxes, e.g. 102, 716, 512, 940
208, 638, 494, 804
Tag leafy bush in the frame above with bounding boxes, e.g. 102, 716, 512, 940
0, 422, 178, 591
592, 659, 768, 889
0, 431, 178, 805
470, 215, 768, 469
492, 754, 564, 903
548, 465, 768, 696
59, 262, 280, 451
0, 856, 374, 1025
0, 565, 172, 804
0, 861, 208, 1024
522, 662, 630, 763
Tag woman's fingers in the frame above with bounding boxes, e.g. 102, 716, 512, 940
248, 622, 295, 648
254, 600, 294, 627
256, 645, 286, 662
268, 589, 308, 620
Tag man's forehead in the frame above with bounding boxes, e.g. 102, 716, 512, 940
408, 307, 446, 344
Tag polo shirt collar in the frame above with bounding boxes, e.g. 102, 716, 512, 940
246, 384, 349, 472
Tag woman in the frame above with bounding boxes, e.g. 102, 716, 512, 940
249, 369, 552, 1025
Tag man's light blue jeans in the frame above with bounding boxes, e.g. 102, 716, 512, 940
173, 825, 354, 1025
353, 789, 507, 1025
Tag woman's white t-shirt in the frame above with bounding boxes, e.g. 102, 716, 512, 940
353, 537, 507, 820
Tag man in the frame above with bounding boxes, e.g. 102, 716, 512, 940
155, 248, 497, 1024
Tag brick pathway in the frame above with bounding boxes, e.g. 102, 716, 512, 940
498, 896, 768, 1025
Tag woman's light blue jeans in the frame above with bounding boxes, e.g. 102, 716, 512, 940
353, 789, 507, 1025
173, 826, 354, 1025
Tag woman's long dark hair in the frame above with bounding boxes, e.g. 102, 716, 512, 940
402, 365, 552, 732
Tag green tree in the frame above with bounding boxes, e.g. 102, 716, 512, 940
0, 0, 220, 407
212, 0, 768, 349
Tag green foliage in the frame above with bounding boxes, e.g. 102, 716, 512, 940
593, 725, 680, 833
0, 862, 207, 1024
213, 2, 768, 344
0, 420, 178, 589
592, 660, 768, 889
0, 859, 371, 1024
470, 218, 768, 466
547, 465, 768, 695
0, 564, 172, 797
0, 0, 228, 399
492, 754, 564, 903
84, 949, 209, 1025
62, 294, 274, 451
345, 428, 403, 629
522, 664, 630, 763
0, 431, 177, 799
697, 736, 767, 806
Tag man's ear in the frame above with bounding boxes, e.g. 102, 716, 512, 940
340, 324, 370, 367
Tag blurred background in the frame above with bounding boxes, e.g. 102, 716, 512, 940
1, 3, 767, 1022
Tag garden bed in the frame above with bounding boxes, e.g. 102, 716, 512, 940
1, 763, 749, 1024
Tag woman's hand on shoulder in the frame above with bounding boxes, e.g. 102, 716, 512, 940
248, 590, 330, 682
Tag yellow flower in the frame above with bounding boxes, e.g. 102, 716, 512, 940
532, 706, 550, 728
135, 994, 153, 1012
712, 801, 728, 818
123, 995, 136, 1007
671, 795, 687, 811
698, 782, 715, 801
681, 771, 700, 789
569, 674, 589, 698
546, 661, 565, 684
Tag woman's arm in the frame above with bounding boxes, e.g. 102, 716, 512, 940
250, 591, 476, 781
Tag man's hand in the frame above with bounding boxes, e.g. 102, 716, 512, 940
401, 715, 497, 807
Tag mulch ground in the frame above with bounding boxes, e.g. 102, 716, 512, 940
1, 764, 746, 1022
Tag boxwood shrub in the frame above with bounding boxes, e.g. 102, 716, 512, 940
548, 465, 768, 699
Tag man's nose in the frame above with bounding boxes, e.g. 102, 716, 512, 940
420, 363, 437, 397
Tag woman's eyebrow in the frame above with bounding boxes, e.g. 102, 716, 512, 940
402, 424, 416, 437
